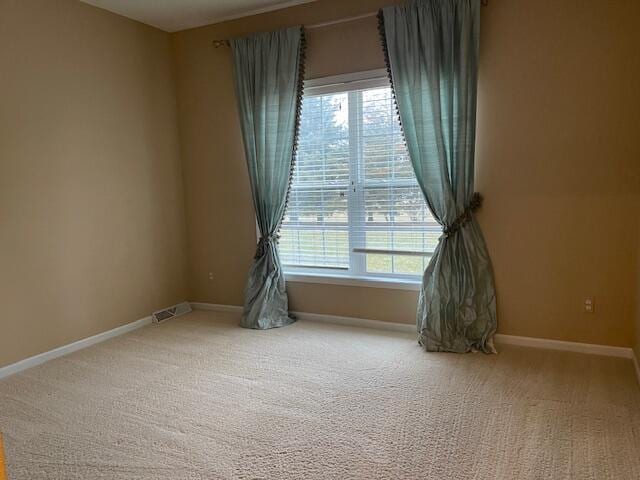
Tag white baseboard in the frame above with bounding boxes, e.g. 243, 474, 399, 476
189, 302, 413, 333
5, 301, 635, 386
494, 333, 634, 359
0, 315, 153, 380
293, 310, 415, 334
189, 302, 243, 314
190, 302, 636, 361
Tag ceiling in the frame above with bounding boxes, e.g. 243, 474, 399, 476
79, 0, 317, 32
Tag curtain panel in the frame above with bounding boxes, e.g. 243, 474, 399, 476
378, 0, 497, 352
230, 27, 306, 329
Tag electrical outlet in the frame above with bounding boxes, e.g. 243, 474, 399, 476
584, 296, 594, 313
208, 271, 214, 281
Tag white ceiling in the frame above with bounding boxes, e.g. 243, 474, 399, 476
79, 0, 317, 32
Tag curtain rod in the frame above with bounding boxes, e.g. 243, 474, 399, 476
211, 12, 375, 47
212, 1, 488, 48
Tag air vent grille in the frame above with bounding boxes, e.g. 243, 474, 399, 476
152, 302, 192, 323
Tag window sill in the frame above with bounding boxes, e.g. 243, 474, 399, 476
284, 272, 421, 291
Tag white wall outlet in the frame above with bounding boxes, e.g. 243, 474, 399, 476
584, 296, 594, 313
208, 271, 214, 281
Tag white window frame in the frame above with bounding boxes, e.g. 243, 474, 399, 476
275, 69, 438, 290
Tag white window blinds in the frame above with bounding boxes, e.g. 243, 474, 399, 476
279, 74, 441, 279
279, 92, 351, 269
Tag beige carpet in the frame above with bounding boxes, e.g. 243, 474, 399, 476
0, 310, 639, 479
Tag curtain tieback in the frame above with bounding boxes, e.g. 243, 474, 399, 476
442, 193, 483, 238
255, 234, 280, 259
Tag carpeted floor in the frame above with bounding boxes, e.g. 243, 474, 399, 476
0, 310, 639, 479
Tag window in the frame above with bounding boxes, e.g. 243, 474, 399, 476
278, 70, 441, 284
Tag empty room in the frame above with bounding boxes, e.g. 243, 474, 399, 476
1, 0, 639, 478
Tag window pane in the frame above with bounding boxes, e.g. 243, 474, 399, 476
358, 87, 439, 276
280, 92, 350, 269
279, 229, 349, 268
366, 254, 392, 274
280, 80, 441, 279
394, 255, 427, 275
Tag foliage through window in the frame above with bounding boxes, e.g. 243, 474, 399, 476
279, 75, 441, 280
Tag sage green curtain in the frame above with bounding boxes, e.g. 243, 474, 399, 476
379, 0, 497, 353
230, 27, 305, 329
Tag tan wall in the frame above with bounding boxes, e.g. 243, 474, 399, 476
476, 0, 640, 347
0, 0, 188, 367
174, 0, 640, 347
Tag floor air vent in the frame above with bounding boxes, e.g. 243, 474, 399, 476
153, 302, 192, 324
